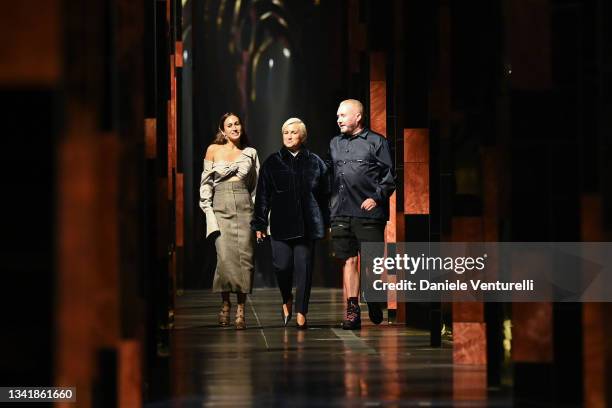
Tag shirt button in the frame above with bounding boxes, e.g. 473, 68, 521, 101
341, 172, 344, 176
345, 150, 349, 153
343, 161, 346, 164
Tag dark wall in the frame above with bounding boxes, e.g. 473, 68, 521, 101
189, 0, 350, 288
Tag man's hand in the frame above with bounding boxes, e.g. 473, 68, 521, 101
256, 231, 267, 242
361, 198, 377, 211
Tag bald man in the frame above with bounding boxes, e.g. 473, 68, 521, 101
327, 99, 396, 330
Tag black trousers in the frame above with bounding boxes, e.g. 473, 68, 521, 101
270, 237, 314, 314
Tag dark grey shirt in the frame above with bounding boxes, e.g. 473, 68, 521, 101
327, 128, 396, 220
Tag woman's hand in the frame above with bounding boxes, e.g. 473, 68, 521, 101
256, 231, 267, 243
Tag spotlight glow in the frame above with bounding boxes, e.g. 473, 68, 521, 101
268, 59, 274, 68
283, 48, 291, 58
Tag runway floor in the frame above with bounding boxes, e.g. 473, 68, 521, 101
149, 288, 513, 407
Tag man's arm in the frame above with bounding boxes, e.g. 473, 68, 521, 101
315, 157, 331, 228
371, 137, 396, 204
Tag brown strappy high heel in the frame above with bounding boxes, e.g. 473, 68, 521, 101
235, 303, 246, 330
218, 301, 231, 327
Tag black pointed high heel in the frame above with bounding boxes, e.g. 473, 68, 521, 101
282, 310, 291, 326
282, 297, 293, 327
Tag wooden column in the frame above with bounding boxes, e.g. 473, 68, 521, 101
581, 194, 612, 408
1, 0, 61, 396
369, 52, 395, 312
348, 0, 366, 74
395, 128, 430, 326
403, 129, 430, 216
55, 1, 122, 405
506, 0, 552, 90
53, 0, 147, 406
165, 0, 183, 326
506, 1, 556, 403
57, 127, 121, 408
451, 217, 487, 401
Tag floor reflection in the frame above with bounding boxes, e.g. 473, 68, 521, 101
155, 288, 511, 407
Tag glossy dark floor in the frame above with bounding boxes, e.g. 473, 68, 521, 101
151, 288, 512, 407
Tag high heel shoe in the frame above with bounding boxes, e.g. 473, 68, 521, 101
235, 304, 246, 330
218, 301, 231, 327
281, 297, 293, 327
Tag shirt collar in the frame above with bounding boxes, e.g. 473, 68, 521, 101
341, 128, 369, 140
280, 146, 308, 159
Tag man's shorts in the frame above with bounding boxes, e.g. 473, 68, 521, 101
330, 216, 386, 260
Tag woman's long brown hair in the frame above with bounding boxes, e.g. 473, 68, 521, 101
212, 112, 251, 147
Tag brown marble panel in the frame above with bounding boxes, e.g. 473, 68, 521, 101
167, 59, 175, 199
403, 129, 429, 163
349, 50, 361, 74
453, 322, 487, 365
395, 210, 405, 242
168, 57, 176, 169
119, 340, 142, 408
145, 118, 156, 159
450, 217, 485, 365
348, 0, 365, 73
506, 0, 552, 90
56, 131, 120, 407
175, 41, 183, 67
482, 148, 499, 242
387, 274, 397, 310
583, 303, 606, 408
167, 99, 174, 200
386, 193, 396, 243
157, 179, 169, 257
171, 59, 177, 167
0, 0, 60, 85
581, 194, 605, 241
370, 81, 386, 136
453, 303, 484, 323
171, 251, 177, 317
451, 217, 483, 241
370, 52, 385, 81
396, 303, 406, 324
96, 135, 121, 343
176, 173, 184, 247
582, 195, 611, 407
512, 302, 553, 362
510, 250, 552, 299
350, 0, 365, 50
368, 52, 388, 311
404, 163, 429, 214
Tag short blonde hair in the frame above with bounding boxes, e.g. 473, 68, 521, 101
281, 117, 307, 143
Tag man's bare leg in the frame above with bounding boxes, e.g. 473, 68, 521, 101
343, 256, 359, 298
342, 255, 361, 329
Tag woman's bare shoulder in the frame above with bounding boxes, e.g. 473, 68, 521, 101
205, 144, 221, 160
